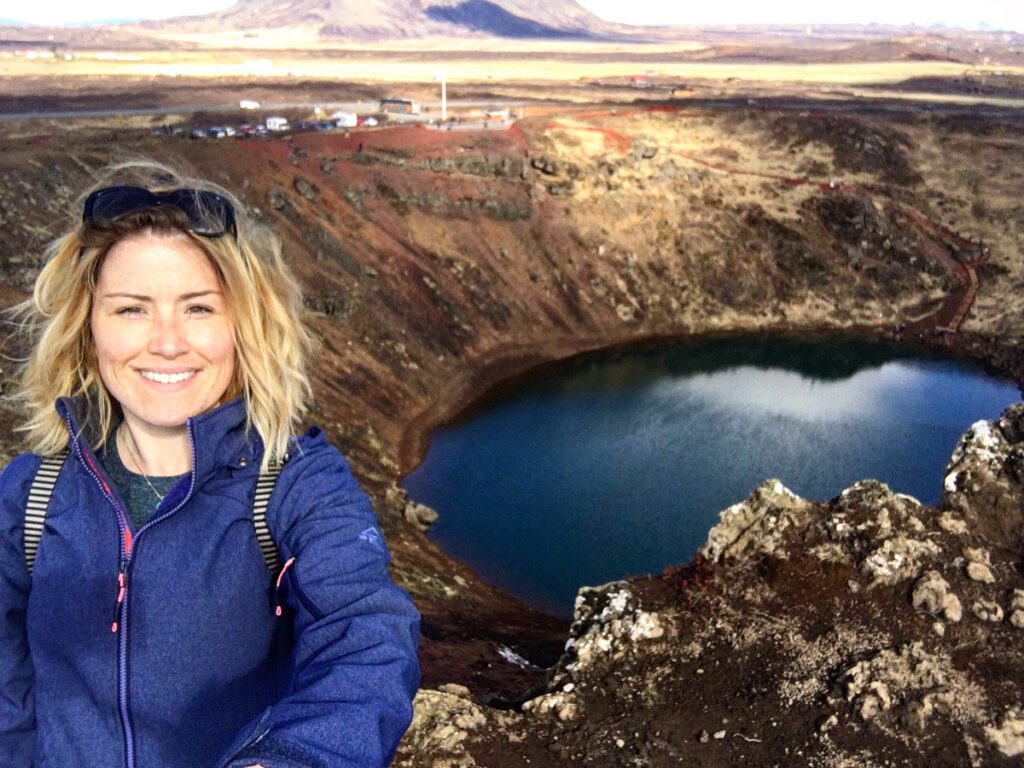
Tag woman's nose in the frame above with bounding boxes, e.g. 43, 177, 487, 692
148, 315, 189, 357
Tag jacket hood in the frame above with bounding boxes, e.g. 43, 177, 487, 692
55, 396, 261, 482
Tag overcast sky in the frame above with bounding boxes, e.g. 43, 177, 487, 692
3, 0, 1022, 31
580, 0, 1021, 30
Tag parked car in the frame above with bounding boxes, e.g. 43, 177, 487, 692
332, 111, 358, 128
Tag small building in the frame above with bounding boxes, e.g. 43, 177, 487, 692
265, 116, 289, 132
331, 111, 357, 128
379, 98, 420, 114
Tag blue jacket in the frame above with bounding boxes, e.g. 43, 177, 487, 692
0, 397, 420, 768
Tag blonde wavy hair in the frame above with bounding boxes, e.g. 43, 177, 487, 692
13, 159, 314, 470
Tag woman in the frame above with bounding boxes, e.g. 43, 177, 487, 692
0, 161, 420, 767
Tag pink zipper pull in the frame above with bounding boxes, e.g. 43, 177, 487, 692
274, 557, 296, 617
111, 569, 127, 633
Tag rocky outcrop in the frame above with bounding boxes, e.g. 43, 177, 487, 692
700, 479, 814, 563
942, 405, 1024, 547
550, 583, 668, 689
396, 686, 523, 768
397, 403, 1024, 765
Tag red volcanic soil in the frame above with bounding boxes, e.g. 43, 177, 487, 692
291, 123, 530, 155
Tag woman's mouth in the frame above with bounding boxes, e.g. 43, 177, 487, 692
140, 370, 197, 385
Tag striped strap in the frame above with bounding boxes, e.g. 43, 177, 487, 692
23, 450, 288, 575
24, 450, 70, 575
252, 455, 288, 573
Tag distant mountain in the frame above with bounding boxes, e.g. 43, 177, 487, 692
0, 16, 140, 26
6, 3, 1016, 49
138, 0, 620, 41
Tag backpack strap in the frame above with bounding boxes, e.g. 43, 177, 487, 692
24, 450, 70, 575
252, 454, 289, 573
24, 450, 288, 575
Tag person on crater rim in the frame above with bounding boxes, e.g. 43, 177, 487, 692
0, 159, 420, 768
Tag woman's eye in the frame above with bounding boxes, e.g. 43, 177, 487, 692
115, 306, 144, 316
187, 305, 214, 316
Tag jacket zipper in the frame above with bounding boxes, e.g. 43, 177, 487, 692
62, 412, 199, 768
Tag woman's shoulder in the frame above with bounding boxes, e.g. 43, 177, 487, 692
0, 452, 48, 528
0, 452, 47, 488
285, 426, 352, 472
290, 424, 329, 453
271, 427, 368, 506
267, 427, 379, 550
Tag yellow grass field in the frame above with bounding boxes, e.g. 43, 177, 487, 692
3, 48, 1024, 87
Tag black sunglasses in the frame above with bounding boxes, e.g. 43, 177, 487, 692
82, 185, 237, 238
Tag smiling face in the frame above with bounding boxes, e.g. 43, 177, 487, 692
90, 231, 236, 440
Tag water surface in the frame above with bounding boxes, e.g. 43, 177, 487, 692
402, 337, 1020, 617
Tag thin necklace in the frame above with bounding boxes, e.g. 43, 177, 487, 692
118, 425, 165, 503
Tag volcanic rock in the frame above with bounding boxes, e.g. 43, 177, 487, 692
404, 501, 440, 531
942, 405, 1024, 547
911, 570, 963, 623
985, 710, 1024, 757
966, 560, 996, 583
700, 479, 813, 563
972, 599, 1004, 623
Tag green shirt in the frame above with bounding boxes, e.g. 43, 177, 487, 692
99, 438, 186, 528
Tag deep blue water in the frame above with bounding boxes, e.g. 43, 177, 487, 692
401, 337, 1021, 617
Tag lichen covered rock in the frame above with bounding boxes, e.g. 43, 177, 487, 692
942, 404, 1024, 547
1011, 590, 1024, 630
521, 691, 580, 721
911, 571, 962, 623
966, 560, 996, 583
972, 599, 1005, 623
838, 641, 984, 733
985, 710, 1024, 757
396, 688, 523, 768
701, 479, 813, 563
558, 583, 669, 678
861, 535, 942, 588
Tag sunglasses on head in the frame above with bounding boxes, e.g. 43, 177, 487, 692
82, 185, 237, 238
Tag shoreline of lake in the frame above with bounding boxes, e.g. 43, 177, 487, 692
402, 331, 1022, 616
398, 322, 1024, 477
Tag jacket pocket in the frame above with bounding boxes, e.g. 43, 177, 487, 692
216, 705, 272, 768
286, 565, 325, 621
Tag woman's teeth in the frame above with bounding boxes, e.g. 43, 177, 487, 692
141, 370, 195, 384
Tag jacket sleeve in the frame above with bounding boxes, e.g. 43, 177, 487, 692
223, 440, 420, 768
0, 454, 42, 768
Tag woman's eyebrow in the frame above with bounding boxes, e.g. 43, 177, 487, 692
100, 290, 223, 300
180, 290, 223, 300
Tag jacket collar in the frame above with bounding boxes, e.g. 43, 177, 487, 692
56, 396, 259, 480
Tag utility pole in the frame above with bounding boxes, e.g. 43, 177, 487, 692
434, 68, 448, 121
